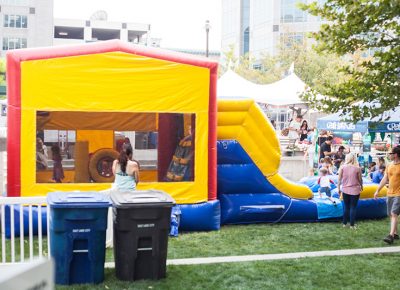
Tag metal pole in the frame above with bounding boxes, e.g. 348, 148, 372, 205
205, 20, 210, 58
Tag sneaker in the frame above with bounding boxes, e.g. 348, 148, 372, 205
394, 234, 399, 240
342, 224, 347, 228
350, 225, 357, 230
383, 235, 394, 245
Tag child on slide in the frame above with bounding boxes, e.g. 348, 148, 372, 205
318, 168, 337, 205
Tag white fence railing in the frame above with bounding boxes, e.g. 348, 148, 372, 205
0, 196, 50, 264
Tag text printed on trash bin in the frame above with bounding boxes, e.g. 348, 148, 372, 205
137, 223, 155, 228
72, 229, 91, 233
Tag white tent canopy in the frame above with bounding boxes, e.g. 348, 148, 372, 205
217, 69, 309, 105
217, 70, 262, 99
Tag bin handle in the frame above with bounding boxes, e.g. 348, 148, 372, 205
127, 194, 167, 202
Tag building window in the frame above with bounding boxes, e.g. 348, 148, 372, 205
253, 64, 262, 70
29, 7, 35, 14
3, 14, 28, 28
273, 25, 279, 32
21, 15, 27, 27
2, 37, 27, 50
54, 26, 84, 40
281, 0, 307, 23
0, 0, 30, 5
1, 104, 6, 116
281, 33, 304, 48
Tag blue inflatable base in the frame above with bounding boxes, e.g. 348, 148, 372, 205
179, 200, 221, 231
4, 205, 48, 239
219, 193, 387, 225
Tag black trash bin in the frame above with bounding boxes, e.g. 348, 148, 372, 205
111, 190, 175, 281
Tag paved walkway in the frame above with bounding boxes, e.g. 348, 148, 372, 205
105, 246, 400, 268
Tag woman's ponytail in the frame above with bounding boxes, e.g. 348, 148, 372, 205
118, 151, 128, 173
118, 143, 133, 173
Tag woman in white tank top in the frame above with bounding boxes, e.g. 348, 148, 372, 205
112, 143, 140, 192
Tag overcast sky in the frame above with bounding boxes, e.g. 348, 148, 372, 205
54, 0, 222, 51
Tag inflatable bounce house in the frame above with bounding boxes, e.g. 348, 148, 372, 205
7, 40, 219, 231
6, 40, 387, 231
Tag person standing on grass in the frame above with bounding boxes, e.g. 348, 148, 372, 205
374, 146, 400, 244
337, 153, 363, 229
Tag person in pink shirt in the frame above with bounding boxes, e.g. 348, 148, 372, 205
337, 153, 363, 229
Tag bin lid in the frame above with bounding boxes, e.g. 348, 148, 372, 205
110, 190, 175, 208
47, 191, 111, 208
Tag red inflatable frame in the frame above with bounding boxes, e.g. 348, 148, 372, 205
6, 40, 218, 200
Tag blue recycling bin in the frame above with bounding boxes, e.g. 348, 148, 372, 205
47, 191, 111, 285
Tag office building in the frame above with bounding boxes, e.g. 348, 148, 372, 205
0, 0, 53, 57
221, 0, 325, 62
53, 11, 152, 46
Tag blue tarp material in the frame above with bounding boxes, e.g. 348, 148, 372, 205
314, 193, 343, 220
317, 105, 400, 133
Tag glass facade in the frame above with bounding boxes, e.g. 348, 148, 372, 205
2, 37, 27, 50
0, 0, 30, 5
221, 0, 325, 58
241, 0, 250, 55
4, 14, 28, 28
281, 0, 307, 23
281, 32, 304, 47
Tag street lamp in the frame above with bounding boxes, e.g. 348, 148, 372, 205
205, 20, 211, 57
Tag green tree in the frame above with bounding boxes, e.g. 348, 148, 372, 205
300, 0, 400, 121
220, 39, 345, 94
0, 58, 5, 86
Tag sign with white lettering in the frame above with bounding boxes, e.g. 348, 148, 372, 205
317, 120, 368, 133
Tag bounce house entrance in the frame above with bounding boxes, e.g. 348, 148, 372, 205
35, 110, 195, 185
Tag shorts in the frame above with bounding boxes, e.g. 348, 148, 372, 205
319, 186, 331, 197
387, 196, 400, 216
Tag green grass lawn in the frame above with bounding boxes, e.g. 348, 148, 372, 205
2, 219, 399, 289
4, 218, 393, 262
56, 254, 400, 290
167, 219, 393, 259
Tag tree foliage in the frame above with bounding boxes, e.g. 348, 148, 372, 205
0, 58, 5, 86
220, 40, 345, 96
300, 0, 400, 121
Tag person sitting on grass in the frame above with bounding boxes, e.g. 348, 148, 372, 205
318, 168, 337, 205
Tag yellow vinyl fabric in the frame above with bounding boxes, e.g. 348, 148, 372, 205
20, 51, 210, 204
76, 130, 114, 154
217, 99, 313, 200
361, 184, 387, 198
37, 111, 157, 131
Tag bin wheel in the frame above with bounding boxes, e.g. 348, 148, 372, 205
89, 148, 119, 183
